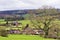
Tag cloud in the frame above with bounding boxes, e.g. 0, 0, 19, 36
0, 0, 37, 10
0, 0, 60, 10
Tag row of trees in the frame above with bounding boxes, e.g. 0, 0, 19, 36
4, 15, 25, 21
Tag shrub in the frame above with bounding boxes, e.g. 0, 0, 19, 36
0, 27, 8, 37
0, 30, 8, 37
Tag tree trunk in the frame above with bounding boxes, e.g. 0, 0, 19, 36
44, 30, 48, 38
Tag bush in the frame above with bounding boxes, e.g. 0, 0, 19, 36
0, 30, 8, 37
0, 27, 8, 37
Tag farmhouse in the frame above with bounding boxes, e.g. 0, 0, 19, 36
21, 24, 45, 35
8, 29, 21, 34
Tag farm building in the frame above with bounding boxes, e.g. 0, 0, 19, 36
8, 29, 21, 34
21, 24, 45, 35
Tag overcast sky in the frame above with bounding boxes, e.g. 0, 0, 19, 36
0, 0, 60, 11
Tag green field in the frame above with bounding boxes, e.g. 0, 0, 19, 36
0, 35, 55, 40
0, 19, 59, 40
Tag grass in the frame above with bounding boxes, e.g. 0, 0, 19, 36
18, 20, 31, 25
0, 20, 31, 25
1, 19, 60, 30
0, 35, 55, 40
0, 19, 59, 40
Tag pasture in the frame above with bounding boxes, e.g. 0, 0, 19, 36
0, 35, 55, 40
0, 19, 60, 40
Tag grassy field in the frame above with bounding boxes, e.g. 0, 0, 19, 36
0, 19, 59, 40
0, 35, 55, 40
0, 20, 31, 25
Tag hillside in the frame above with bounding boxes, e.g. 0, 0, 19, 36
0, 9, 60, 16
